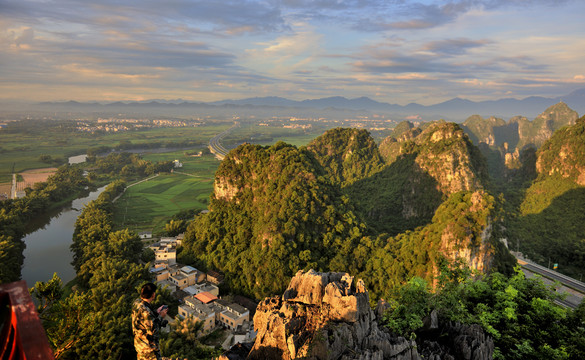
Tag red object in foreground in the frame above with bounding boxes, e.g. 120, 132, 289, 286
0, 280, 55, 359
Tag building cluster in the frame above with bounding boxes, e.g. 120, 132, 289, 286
146, 236, 256, 347
74, 118, 199, 133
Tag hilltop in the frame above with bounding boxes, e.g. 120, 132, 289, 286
351, 121, 488, 235
460, 102, 579, 182
181, 142, 367, 299
181, 125, 515, 301
462, 102, 579, 152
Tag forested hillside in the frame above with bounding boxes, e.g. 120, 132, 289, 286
182, 126, 515, 301
181, 141, 367, 299
306, 127, 385, 187
353, 121, 488, 235
508, 115, 585, 277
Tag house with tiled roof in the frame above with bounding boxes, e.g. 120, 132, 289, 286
194, 291, 218, 304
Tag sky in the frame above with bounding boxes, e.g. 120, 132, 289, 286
1, 0, 584, 105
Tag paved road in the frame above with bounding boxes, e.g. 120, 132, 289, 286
209, 122, 239, 160
516, 256, 585, 309
518, 259, 585, 293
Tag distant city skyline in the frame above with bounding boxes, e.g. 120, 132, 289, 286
1, 0, 584, 105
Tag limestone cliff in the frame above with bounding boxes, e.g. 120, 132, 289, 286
219, 270, 493, 360
378, 121, 488, 196
248, 270, 418, 360
461, 102, 578, 153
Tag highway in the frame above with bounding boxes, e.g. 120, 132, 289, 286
209, 122, 239, 160
516, 255, 585, 309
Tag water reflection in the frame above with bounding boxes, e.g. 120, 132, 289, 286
21, 185, 106, 287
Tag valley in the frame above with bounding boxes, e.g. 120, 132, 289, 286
2, 102, 585, 359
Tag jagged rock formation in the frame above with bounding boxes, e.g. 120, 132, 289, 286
462, 102, 578, 153
220, 270, 493, 360
249, 269, 419, 360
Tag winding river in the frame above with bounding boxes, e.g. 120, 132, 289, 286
21, 185, 107, 287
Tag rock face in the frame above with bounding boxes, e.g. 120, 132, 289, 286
462, 102, 578, 152
243, 270, 494, 360
248, 270, 419, 360
378, 121, 488, 196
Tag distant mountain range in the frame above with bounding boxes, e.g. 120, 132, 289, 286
210, 89, 585, 120
30, 88, 585, 122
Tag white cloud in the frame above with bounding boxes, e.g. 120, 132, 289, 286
245, 22, 323, 73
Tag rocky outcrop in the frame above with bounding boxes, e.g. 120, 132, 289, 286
248, 270, 419, 360
461, 102, 578, 152
379, 121, 488, 196
236, 270, 494, 360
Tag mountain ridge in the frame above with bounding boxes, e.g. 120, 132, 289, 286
30, 88, 585, 121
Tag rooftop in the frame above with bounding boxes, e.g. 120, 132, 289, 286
228, 303, 248, 315
181, 265, 197, 274
172, 273, 187, 281
195, 291, 218, 304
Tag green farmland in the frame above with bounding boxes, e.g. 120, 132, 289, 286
112, 172, 214, 234
0, 122, 230, 183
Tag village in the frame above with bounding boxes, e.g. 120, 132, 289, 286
142, 233, 258, 350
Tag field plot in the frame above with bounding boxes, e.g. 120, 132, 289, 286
0, 122, 230, 183
113, 173, 214, 234
20, 167, 57, 184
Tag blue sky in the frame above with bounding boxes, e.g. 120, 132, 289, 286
1, 0, 584, 104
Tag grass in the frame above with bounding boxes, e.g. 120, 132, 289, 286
2, 120, 326, 233
112, 152, 220, 234
0, 123, 230, 182
113, 172, 214, 234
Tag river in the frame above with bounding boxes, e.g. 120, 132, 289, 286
21, 185, 107, 287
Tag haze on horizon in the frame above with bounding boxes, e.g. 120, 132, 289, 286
1, 0, 584, 105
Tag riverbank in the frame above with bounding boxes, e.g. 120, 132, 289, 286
21, 185, 107, 286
